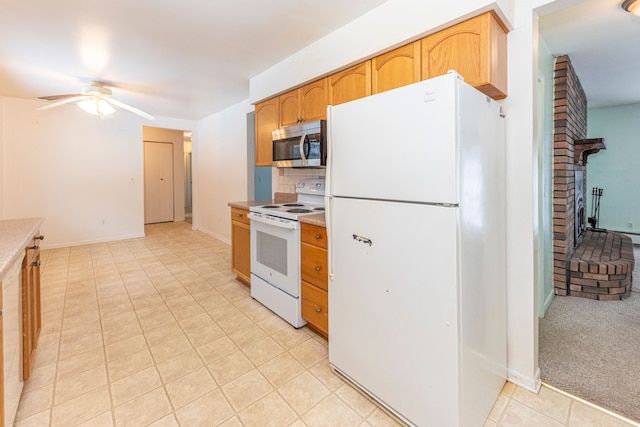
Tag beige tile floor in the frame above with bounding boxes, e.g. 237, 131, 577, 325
14, 221, 639, 427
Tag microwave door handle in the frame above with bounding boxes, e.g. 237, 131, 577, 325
299, 132, 308, 166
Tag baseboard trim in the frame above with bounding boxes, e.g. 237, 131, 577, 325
507, 367, 541, 393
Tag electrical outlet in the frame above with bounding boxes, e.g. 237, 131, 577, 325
628, 221, 634, 228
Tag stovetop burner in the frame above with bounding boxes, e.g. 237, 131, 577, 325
249, 178, 325, 221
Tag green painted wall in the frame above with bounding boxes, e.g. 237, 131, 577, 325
587, 103, 640, 234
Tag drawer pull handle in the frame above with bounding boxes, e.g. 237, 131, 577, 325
315, 308, 321, 313
314, 235, 321, 239
30, 245, 39, 250
32, 261, 41, 267
34, 235, 44, 240
237, 213, 242, 217
315, 266, 321, 271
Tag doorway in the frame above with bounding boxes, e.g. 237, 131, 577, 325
143, 126, 187, 225
144, 141, 175, 224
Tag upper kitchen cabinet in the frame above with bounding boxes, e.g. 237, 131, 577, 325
279, 79, 328, 127
255, 97, 279, 166
372, 41, 421, 94
421, 11, 508, 100
328, 61, 372, 106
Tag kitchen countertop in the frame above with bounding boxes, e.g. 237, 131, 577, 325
0, 217, 45, 280
299, 213, 326, 227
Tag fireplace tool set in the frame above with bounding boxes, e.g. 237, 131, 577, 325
588, 187, 605, 231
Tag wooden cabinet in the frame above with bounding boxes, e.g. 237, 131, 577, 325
231, 208, 251, 285
254, 11, 508, 166
22, 233, 42, 381
255, 97, 279, 166
328, 61, 372, 106
300, 223, 328, 338
421, 11, 508, 99
372, 41, 421, 94
279, 79, 328, 127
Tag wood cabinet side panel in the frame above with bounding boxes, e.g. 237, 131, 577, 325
254, 98, 279, 166
231, 214, 251, 284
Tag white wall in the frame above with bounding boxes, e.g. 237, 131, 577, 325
587, 103, 640, 233
0, 97, 196, 248
195, 98, 253, 243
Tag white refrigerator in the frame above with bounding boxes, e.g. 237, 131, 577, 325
326, 72, 507, 427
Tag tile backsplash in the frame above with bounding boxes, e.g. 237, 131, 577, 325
272, 167, 326, 195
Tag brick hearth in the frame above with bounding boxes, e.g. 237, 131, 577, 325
568, 230, 634, 300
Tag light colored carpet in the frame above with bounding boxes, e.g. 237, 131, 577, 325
539, 249, 640, 422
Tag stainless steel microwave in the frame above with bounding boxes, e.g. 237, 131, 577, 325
272, 120, 327, 168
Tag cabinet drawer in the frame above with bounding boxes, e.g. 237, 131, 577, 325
301, 242, 328, 291
301, 280, 328, 337
231, 207, 250, 225
301, 223, 327, 249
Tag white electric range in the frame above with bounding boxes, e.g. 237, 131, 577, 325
248, 178, 325, 327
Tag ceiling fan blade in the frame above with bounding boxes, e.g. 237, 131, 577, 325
36, 94, 82, 101
105, 98, 155, 120
36, 95, 89, 111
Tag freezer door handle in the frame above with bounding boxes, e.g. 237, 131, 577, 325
352, 234, 372, 246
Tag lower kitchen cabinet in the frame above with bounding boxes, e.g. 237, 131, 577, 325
231, 208, 251, 285
300, 223, 328, 338
22, 233, 42, 381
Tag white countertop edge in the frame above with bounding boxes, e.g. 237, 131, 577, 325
0, 217, 45, 281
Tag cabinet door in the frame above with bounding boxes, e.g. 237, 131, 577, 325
278, 90, 300, 127
299, 79, 328, 122
372, 41, 421, 94
328, 61, 372, 106
255, 97, 279, 166
421, 11, 507, 99
231, 209, 251, 285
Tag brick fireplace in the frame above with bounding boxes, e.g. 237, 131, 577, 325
552, 55, 587, 296
552, 55, 634, 300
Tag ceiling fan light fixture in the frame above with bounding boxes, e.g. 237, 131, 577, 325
77, 98, 115, 118
622, 0, 640, 16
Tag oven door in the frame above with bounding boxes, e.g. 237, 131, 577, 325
249, 213, 301, 297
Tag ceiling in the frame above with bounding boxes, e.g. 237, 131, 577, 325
0, 0, 388, 120
539, 0, 640, 109
0, 1, 637, 122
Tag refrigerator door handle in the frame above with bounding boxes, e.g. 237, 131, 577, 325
326, 195, 334, 282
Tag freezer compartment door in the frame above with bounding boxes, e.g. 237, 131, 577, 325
328, 196, 461, 426
327, 73, 459, 204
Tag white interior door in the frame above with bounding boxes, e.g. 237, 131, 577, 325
144, 141, 174, 224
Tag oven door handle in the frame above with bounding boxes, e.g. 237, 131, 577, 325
248, 212, 299, 230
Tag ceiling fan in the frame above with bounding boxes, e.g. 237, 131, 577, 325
36, 81, 155, 120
